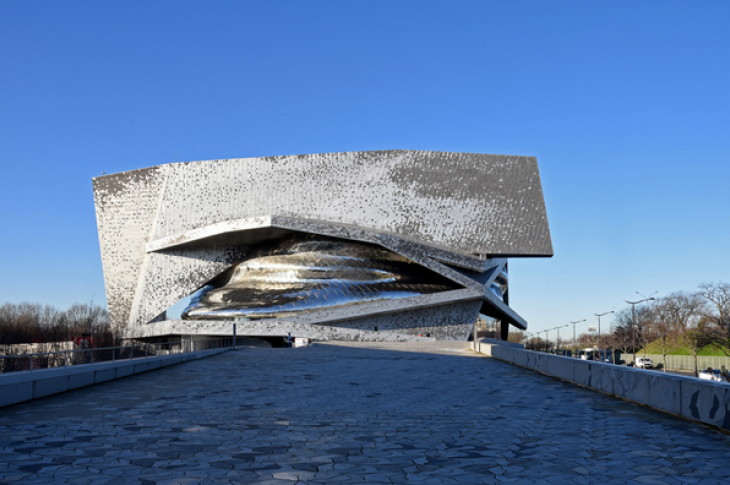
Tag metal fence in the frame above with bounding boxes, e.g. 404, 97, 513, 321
0, 338, 244, 374
624, 353, 730, 371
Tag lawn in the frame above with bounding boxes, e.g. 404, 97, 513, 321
639, 339, 730, 356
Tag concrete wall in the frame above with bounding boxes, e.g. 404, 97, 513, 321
0, 348, 227, 408
473, 341, 730, 432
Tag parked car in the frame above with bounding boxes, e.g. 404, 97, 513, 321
635, 358, 653, 369
577, 348, 612, 362
578, 348, 598, 360
699, 368, 728, 382
699, 369, 718, 381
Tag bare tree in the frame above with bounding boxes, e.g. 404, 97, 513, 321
634, 305, 656, 362
679, 320, 713, 377
612, 307, 637, 364
524, 336, 541, 351
651, 298, 675, 372
699, 282, 730, 350
0, 301, 113, 347
0, 303, 55, 344
577, 333, 592, 349
508, 330, 525, 345
663, 291, 705, 332
524, 336, 548, 352
663, 291, 706, 376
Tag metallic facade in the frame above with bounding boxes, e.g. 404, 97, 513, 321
93, 150, 552, 341
182, 234, 461, 320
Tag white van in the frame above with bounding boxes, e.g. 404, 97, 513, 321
578, 348, 612, 362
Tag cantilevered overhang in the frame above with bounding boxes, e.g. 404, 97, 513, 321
144, 216, 493, 272
142, 219, 529, 330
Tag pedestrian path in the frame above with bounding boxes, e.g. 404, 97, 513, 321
0, 342, 728, 484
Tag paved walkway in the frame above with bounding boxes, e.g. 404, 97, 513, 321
1, 342, 729, 484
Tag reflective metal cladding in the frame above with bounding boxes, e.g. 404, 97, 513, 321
182, 235, 462, 320
93, 150, 550, 335
489, 265, 508, 303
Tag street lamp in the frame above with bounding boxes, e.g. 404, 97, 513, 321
571, 319, 586, 349
625, 291, 657, 364
594, 311, 614, 347
554, 324, 568, 351
547, 327, 558, 353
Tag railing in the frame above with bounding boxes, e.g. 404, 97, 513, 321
0, 338, 244, 374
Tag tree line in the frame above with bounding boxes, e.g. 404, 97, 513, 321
0, 301, 115, 347
524, 282, 730, 376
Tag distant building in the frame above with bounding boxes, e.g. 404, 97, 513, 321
93, 150, 552, 342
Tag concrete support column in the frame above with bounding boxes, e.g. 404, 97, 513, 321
500, 321, 509, 341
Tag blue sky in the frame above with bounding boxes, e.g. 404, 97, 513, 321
1, 1, 728, 336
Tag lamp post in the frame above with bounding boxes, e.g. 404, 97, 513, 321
571, 319, 586, 349
625, 291, 657, 364
548, 327, 558, 353
555, 324, 568, 353
594, 311, 614, 348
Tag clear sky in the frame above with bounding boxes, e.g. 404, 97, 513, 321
1, 1, 728, 337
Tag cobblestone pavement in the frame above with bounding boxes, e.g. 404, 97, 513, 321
1, 342, 729, 484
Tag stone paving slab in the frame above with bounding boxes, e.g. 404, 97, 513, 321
0, 341, 729, 484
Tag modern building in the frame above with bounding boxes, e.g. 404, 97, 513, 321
93, 150, 552, 343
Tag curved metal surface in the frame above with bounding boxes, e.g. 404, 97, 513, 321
182, 234, 462, 320
489, 265, 508, 303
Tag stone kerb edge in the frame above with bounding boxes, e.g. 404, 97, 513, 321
0, 348, 228, 408
474, 344, 730, 433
